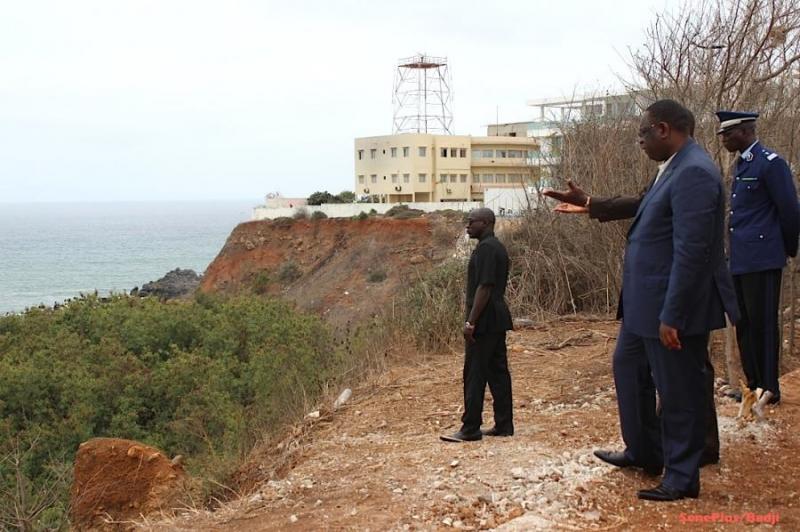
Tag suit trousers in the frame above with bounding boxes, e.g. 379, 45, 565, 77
613, 325, 708, 492
461, 332, 514, 434
734, 269, 782, 399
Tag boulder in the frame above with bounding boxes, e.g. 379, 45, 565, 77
137, 268, 201, 300
70, 438, 188, 531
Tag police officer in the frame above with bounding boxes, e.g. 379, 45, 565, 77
717, 110, 800, 414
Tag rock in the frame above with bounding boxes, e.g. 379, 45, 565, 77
583, 510, 601, 521
513, 318, 535, 329
442, 517, 454, 527
409, 254, 426, 265
334, 388, 352, 409
511, 467, 527, 479
69, 438, 188, 531
136, 268, 201, 300
289, 514, 299, 523
444, 493, 460, 503
306, 410, 321, 419
450, 459, 460, 468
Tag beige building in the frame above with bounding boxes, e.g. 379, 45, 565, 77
354, 133, 539, 203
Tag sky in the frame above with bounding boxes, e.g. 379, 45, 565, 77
0, 0, 680, 203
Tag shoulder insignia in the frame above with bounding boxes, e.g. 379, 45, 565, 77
767, 153, 778, 161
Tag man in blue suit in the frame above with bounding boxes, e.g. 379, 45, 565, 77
717, 111, 800, 413
545, 100, 739, 501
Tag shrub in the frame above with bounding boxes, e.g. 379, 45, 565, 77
356, 211, 369, 221
252, 270, 271, 294
293, 208, 309, 220
396, 259, 466, 352
272, 216, 294, 229
0, 294, 342, 523
367, 270, 387, 283
310, 210, 328, 220
277, 260, 302, 282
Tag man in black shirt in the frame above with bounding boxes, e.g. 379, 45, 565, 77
441, 208, 514, 442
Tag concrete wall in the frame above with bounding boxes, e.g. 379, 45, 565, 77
252, 201, 482, 221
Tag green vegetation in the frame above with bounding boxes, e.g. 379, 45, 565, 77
277, 260, 302, 282
396, 259, 466, 352
366, 269, 387, 283
0, 293, 343, 528
310, 210, 328, 220
307, 190, 355, 206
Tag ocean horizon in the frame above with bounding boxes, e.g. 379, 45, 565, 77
0, 200, 259, 314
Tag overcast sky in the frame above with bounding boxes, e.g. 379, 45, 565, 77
0, 0, 678, 203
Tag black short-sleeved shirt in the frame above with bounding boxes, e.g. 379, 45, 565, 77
466, 232, 513, 333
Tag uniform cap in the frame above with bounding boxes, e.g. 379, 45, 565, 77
716, 111, 759, 134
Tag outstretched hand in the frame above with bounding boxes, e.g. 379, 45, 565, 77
542, 180, 589, 208
553, 203, 589, 214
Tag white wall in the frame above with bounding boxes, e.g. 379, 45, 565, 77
252, 201, 483, 220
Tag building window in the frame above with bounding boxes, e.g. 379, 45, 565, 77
440, 147, 448, 157
450, 148, 457, 158
483, 174, 494, 183
357, 149, 364, 160
460, 174, 467, 183
391, 174, 398, 183
460, 148, 467, 158
496, 150, 507, 158
440, 174, 447, 183
358, 175, 365, 184
473, 174, 481, 183
508, 150, 523, 158
391, 147, 397, 158
371, 174, 377, 183
449, 174, 457, 183
419, 173, 427, 183
370, 149, 377, 159
417, 146, 426, 157
496, 174, 507, 183
403, 173, 410, 183
472, 150, 482, 159
482, 149, 493, 157
403, 146, 410, 157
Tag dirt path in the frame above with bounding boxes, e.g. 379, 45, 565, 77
163, 318, 798, 531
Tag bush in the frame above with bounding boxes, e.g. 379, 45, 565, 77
396, 259, 466, 352
356, 211, 369, 221
0, 294, 342, 524
272, 216, 294, 229
277, 260, 302, 282
310, 210, 328, 220
293, 208, 309, 220
367, 270, 387, 283
252, 270, 271, 294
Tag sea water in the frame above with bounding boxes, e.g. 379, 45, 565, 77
0, 201, 257, 313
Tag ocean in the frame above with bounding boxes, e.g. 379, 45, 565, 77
0, 201, 258, 314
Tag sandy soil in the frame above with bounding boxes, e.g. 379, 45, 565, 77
157, 317, 798, 531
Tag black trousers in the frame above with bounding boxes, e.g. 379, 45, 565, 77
461, 332, 513, 434
734, 269, 782, 398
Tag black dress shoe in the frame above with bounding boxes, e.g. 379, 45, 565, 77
440, 430, 482, 442
593, 450, 663, 475
767, 394, 780, 405
481, 426, 514, 437
638, 482, 699, 501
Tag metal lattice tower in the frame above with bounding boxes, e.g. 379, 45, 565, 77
392, 54, 453, 135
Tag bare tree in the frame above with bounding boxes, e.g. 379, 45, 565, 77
627, 0, 800, 382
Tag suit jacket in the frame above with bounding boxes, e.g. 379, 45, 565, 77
589, 139, 739, 337
728, 142, 800, 275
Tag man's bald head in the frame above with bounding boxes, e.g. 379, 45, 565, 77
470, 208, 496, 224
